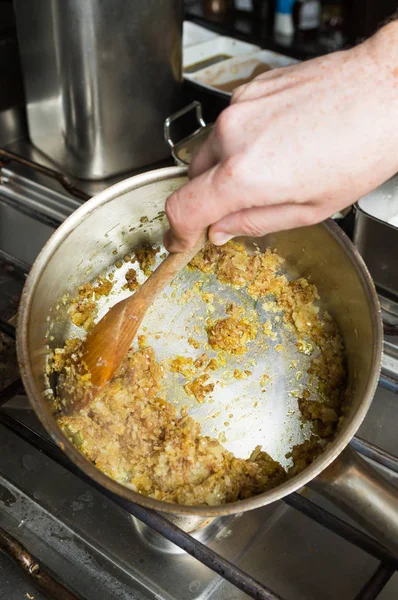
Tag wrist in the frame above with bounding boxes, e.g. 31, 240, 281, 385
344, 20, 398, 176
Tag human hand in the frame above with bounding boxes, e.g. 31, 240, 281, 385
165, 22, 398, 252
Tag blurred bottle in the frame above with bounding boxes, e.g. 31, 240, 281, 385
274, 0, 295, 40
203, 0, 231, 16
253, 0, 273, 22
319, 0, 346, 50
235, 0, 253, 11
293, 0, 321, 42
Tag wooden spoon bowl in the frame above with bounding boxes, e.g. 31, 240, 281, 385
60, 236, 206, 414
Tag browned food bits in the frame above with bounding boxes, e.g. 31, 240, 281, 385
68, 277, 113, 331
124, 268, 139, 292
206, 315, 258, 356
57, 347, 285, 505
233, 369, 252, 380
169, 356, 195, 379
192, 240, 346, 445
188, 337, 200, 349
184, 373, 215, 404
206, 358, 219, 371
194, 353, 209, 369
135, 242, 160, 276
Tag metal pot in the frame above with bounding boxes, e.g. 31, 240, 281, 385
353, 174, 398, 303
14, 0, 183, 180
17, 166, 398, 554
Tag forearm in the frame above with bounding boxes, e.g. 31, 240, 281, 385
366, 19, 398, 78
361, 20, 398, 172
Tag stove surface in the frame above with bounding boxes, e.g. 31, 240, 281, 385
0, 145, 397, 600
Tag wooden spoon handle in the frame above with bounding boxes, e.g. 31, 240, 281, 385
127, 234, 207, 309
76, 234, 207, 407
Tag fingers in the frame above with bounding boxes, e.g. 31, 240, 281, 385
164, 165, 236, 253
190, 102, 260, 174
165, 155, 267, 253
188, 129, 220, 179
209, 203, 322, 246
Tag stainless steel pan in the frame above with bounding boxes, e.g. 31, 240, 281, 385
354, 173, 398, 303
17, 166, 398, 556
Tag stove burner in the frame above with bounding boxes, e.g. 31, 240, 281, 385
130, 514, 222, 553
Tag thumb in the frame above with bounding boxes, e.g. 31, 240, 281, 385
209, 204, 318, 245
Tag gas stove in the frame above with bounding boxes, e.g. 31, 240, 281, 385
0, 130, 398, 600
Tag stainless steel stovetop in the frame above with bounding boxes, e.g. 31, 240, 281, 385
0, 125, 398, 600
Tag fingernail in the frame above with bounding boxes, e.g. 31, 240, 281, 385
211, 232, 233, 246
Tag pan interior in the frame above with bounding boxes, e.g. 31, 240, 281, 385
59, 239, 324, 471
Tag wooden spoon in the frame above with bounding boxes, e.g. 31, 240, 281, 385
60, 235, 206, 414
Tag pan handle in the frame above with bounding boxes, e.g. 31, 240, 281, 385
310, 445, 398, 557
164, 101, 213, 166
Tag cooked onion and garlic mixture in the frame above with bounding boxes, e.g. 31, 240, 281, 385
49, 241, 346, 507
